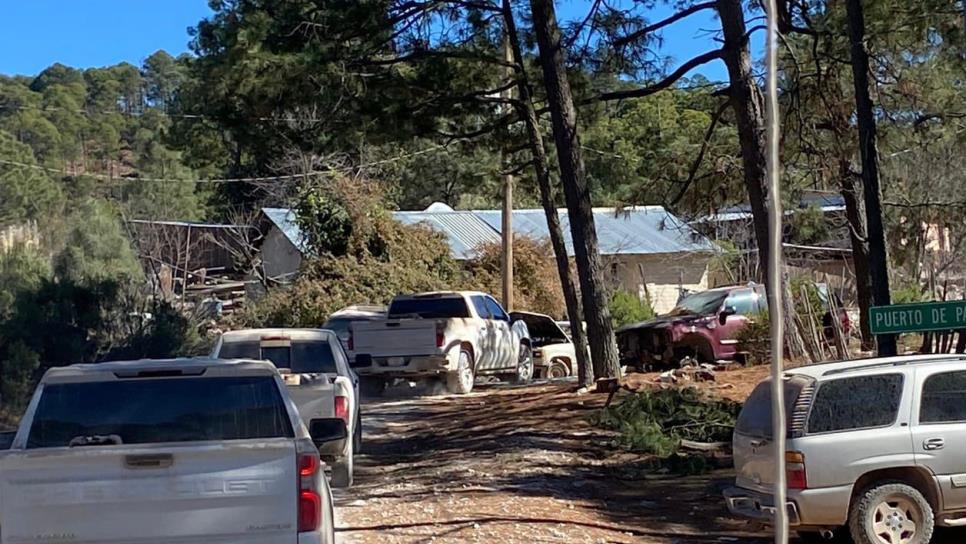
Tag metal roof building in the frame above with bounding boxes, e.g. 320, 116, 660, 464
261, 203, 715, 262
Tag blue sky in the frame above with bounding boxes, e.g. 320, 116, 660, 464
0, 1, 743, 82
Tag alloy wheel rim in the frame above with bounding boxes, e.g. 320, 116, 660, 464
519, 347, 533, 380
869, 496, 919, 544
459, 352, 473, 390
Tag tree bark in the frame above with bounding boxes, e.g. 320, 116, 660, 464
529, 0, 620, 381
845, 0, 897, 356
501, 0, 592, 387
838, 160, 875, 350
718, 0, 808, 361
717, 0, 770, 280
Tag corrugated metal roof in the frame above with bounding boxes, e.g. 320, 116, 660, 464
393, 211, 500, 260
261, 205, 715, 259
474, 207, 717, 256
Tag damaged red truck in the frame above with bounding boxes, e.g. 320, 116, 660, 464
616, 283, 850, 371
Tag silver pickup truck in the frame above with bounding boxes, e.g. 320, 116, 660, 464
212, 328, 360, 488
0, 358, 345, 544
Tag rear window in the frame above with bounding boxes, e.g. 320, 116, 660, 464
807, 374, 903, 434
218, 340, 338, 374
736, 378, 808, 438
27, 376, 293, 449
388, 297, 470, 319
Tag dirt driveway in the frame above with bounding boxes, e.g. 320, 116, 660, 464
334, 380, 771, 543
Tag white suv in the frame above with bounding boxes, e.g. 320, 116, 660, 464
726, 354, 966, 543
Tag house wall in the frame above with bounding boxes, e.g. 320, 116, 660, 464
261, 227, 303, 282
603, 253, 712, 314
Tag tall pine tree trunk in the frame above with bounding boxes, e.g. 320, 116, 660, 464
529, 0, 620, 381
717, 0, 770, 279
718, 0, 808, 360
845, 0, 896, 356
839, 159, 875, 350
502, 0, 592, 387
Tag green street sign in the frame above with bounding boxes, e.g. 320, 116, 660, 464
870, 300, 966, 335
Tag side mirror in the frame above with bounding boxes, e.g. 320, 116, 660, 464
309, 418, 348, 449
719, 306, 737, 325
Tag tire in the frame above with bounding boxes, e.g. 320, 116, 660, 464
445, 348, 475, 394
849, 483, 934, 544
547, 358, 571, 379
359, 377, 386, 398
513, 344, 534, 385
329, 441, 354, 488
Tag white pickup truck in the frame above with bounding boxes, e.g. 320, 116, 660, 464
211, 328, 360, 487
0, 357, 345, 544
350, 291, 532, 395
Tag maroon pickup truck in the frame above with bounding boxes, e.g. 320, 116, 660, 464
616, 283, 851, 371
617, 285, 764, 371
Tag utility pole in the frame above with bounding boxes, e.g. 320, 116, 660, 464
845, 0, 897, 356
501, 31, 514, 311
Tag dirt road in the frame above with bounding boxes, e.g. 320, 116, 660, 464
334, 381, 771, 543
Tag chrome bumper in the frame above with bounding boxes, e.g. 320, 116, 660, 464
724, 486, 801, 526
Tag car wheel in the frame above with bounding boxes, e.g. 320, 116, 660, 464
446, 348, 475, 394
329, 442, 354, 488
547, 358, 570, 379
513, 344, 534, 385
849, 483, 933, 544
359, 377, 386, 398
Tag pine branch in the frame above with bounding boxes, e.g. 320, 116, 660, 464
612, 2, 717, 48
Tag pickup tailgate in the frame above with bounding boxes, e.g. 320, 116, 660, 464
353, 320, 438, 357
0, 441, 298, 544
2, 372, 302, 544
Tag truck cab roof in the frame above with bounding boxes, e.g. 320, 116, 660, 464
41, 357, 279, 384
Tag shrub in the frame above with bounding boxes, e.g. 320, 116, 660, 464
595, 388, 740, 456
465, 236, 565, 316
735, 311, 770, 365
609, 288, 655, 328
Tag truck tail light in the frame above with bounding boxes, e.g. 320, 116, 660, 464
786, 451, 808, 490
334, 396, 349, 425
297, 451, 322, 533
436, 321, 445, 348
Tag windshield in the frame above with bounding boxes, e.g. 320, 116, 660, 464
671, 290, 729, 316
26, 377, 293, 449
388, 297, 470, 319
218, 339, 338, 374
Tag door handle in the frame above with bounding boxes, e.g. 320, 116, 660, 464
923, 438, 945, 451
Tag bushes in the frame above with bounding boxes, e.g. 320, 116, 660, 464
735, 311, 770, 365
609, 288, 655, 328
595, 388, 740, 456
465, 237, 565, 316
